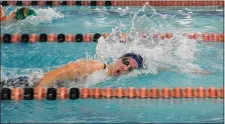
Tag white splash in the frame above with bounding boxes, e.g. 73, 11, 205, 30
96, 3, 200, 75
1, 67, 45, 87
1, 7, 64, 33
1, 3, 204, 87
24, 7, 64, 24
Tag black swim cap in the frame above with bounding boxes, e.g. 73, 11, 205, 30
120, 53, 143, 69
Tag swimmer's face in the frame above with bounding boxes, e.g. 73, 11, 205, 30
112, 57, 139, 76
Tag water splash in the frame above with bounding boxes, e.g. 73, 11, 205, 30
1, 3, 206, 88
24, 7, 64, 24
1, 67, 45, 88
1, 7, 64, 33
96, 3, 200, 75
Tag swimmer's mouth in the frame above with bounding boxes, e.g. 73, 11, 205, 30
116, 69, 120, 76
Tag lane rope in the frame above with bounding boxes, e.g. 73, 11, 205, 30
1, 1, 224, 7
1, 87, 223, 100
1, 33, 224, 43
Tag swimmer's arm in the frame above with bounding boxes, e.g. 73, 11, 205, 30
0, 6, 17, 21
7, 9, 17, 20
37, 60, 104, 87
37, 63, 81, 87
0, 5, 7, 21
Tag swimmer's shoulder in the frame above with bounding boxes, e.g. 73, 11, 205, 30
73, 59, 105, 70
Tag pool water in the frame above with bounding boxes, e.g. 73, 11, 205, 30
1, 5, 224, 123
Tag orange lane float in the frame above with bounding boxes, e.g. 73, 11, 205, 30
67, 1, 75, 6
12, 88, 23, 101
23, 1, 31, 6
172, 87, 183, 98
207, 87, 218, 98
57, 87, 69, 100
149, 88, 160, 98
184, 87, 195, 98
80, 88, 91, 99
8, 1, 16, 6
202, 33, 209, 42
29, 33, 39, 43
92, 88, 102, 99
38, 1, 46, 6
165, 33, 173, 39
34, 87, 46, 100
83, 1, 89, 6
65, 34, 75, 42
192, 33, 200, 40
103, 33, 110, 39
48, 33, 57, 42
53, 1, 61, 6
97, 1, 105, 6
126, 87, 137, 98
138, 88, 148, 98
114, 87, 125, 98
103, 87, 114, 98
195, 87, 206, 98
161, 87, 172, 99
11, 33, 21, 43
84, 33, 93, 42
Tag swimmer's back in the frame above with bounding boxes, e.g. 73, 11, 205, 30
38, 60, 105, 87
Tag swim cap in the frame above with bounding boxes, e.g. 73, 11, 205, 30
120, 53, 143, 69
16, 7, 36, 20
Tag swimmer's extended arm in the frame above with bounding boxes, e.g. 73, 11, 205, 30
37, 60, 105, 87
7, 9, 17, 20
0, 5, 7, 21
0, 5, 17, 21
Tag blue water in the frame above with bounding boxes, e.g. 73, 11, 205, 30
1, 5, 224, 123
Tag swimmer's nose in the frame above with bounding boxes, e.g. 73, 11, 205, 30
122, 66, 129, 72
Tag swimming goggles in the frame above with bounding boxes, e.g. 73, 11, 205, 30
121, 57, 136, 72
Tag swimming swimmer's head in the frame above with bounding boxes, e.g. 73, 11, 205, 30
111, 53, 143, 76
16, 7, 37, 20
120, 53, 143, 69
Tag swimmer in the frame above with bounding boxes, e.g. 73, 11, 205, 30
37, 53, 143, 87
0, 5, 36, 22
1, 53, 211, 88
